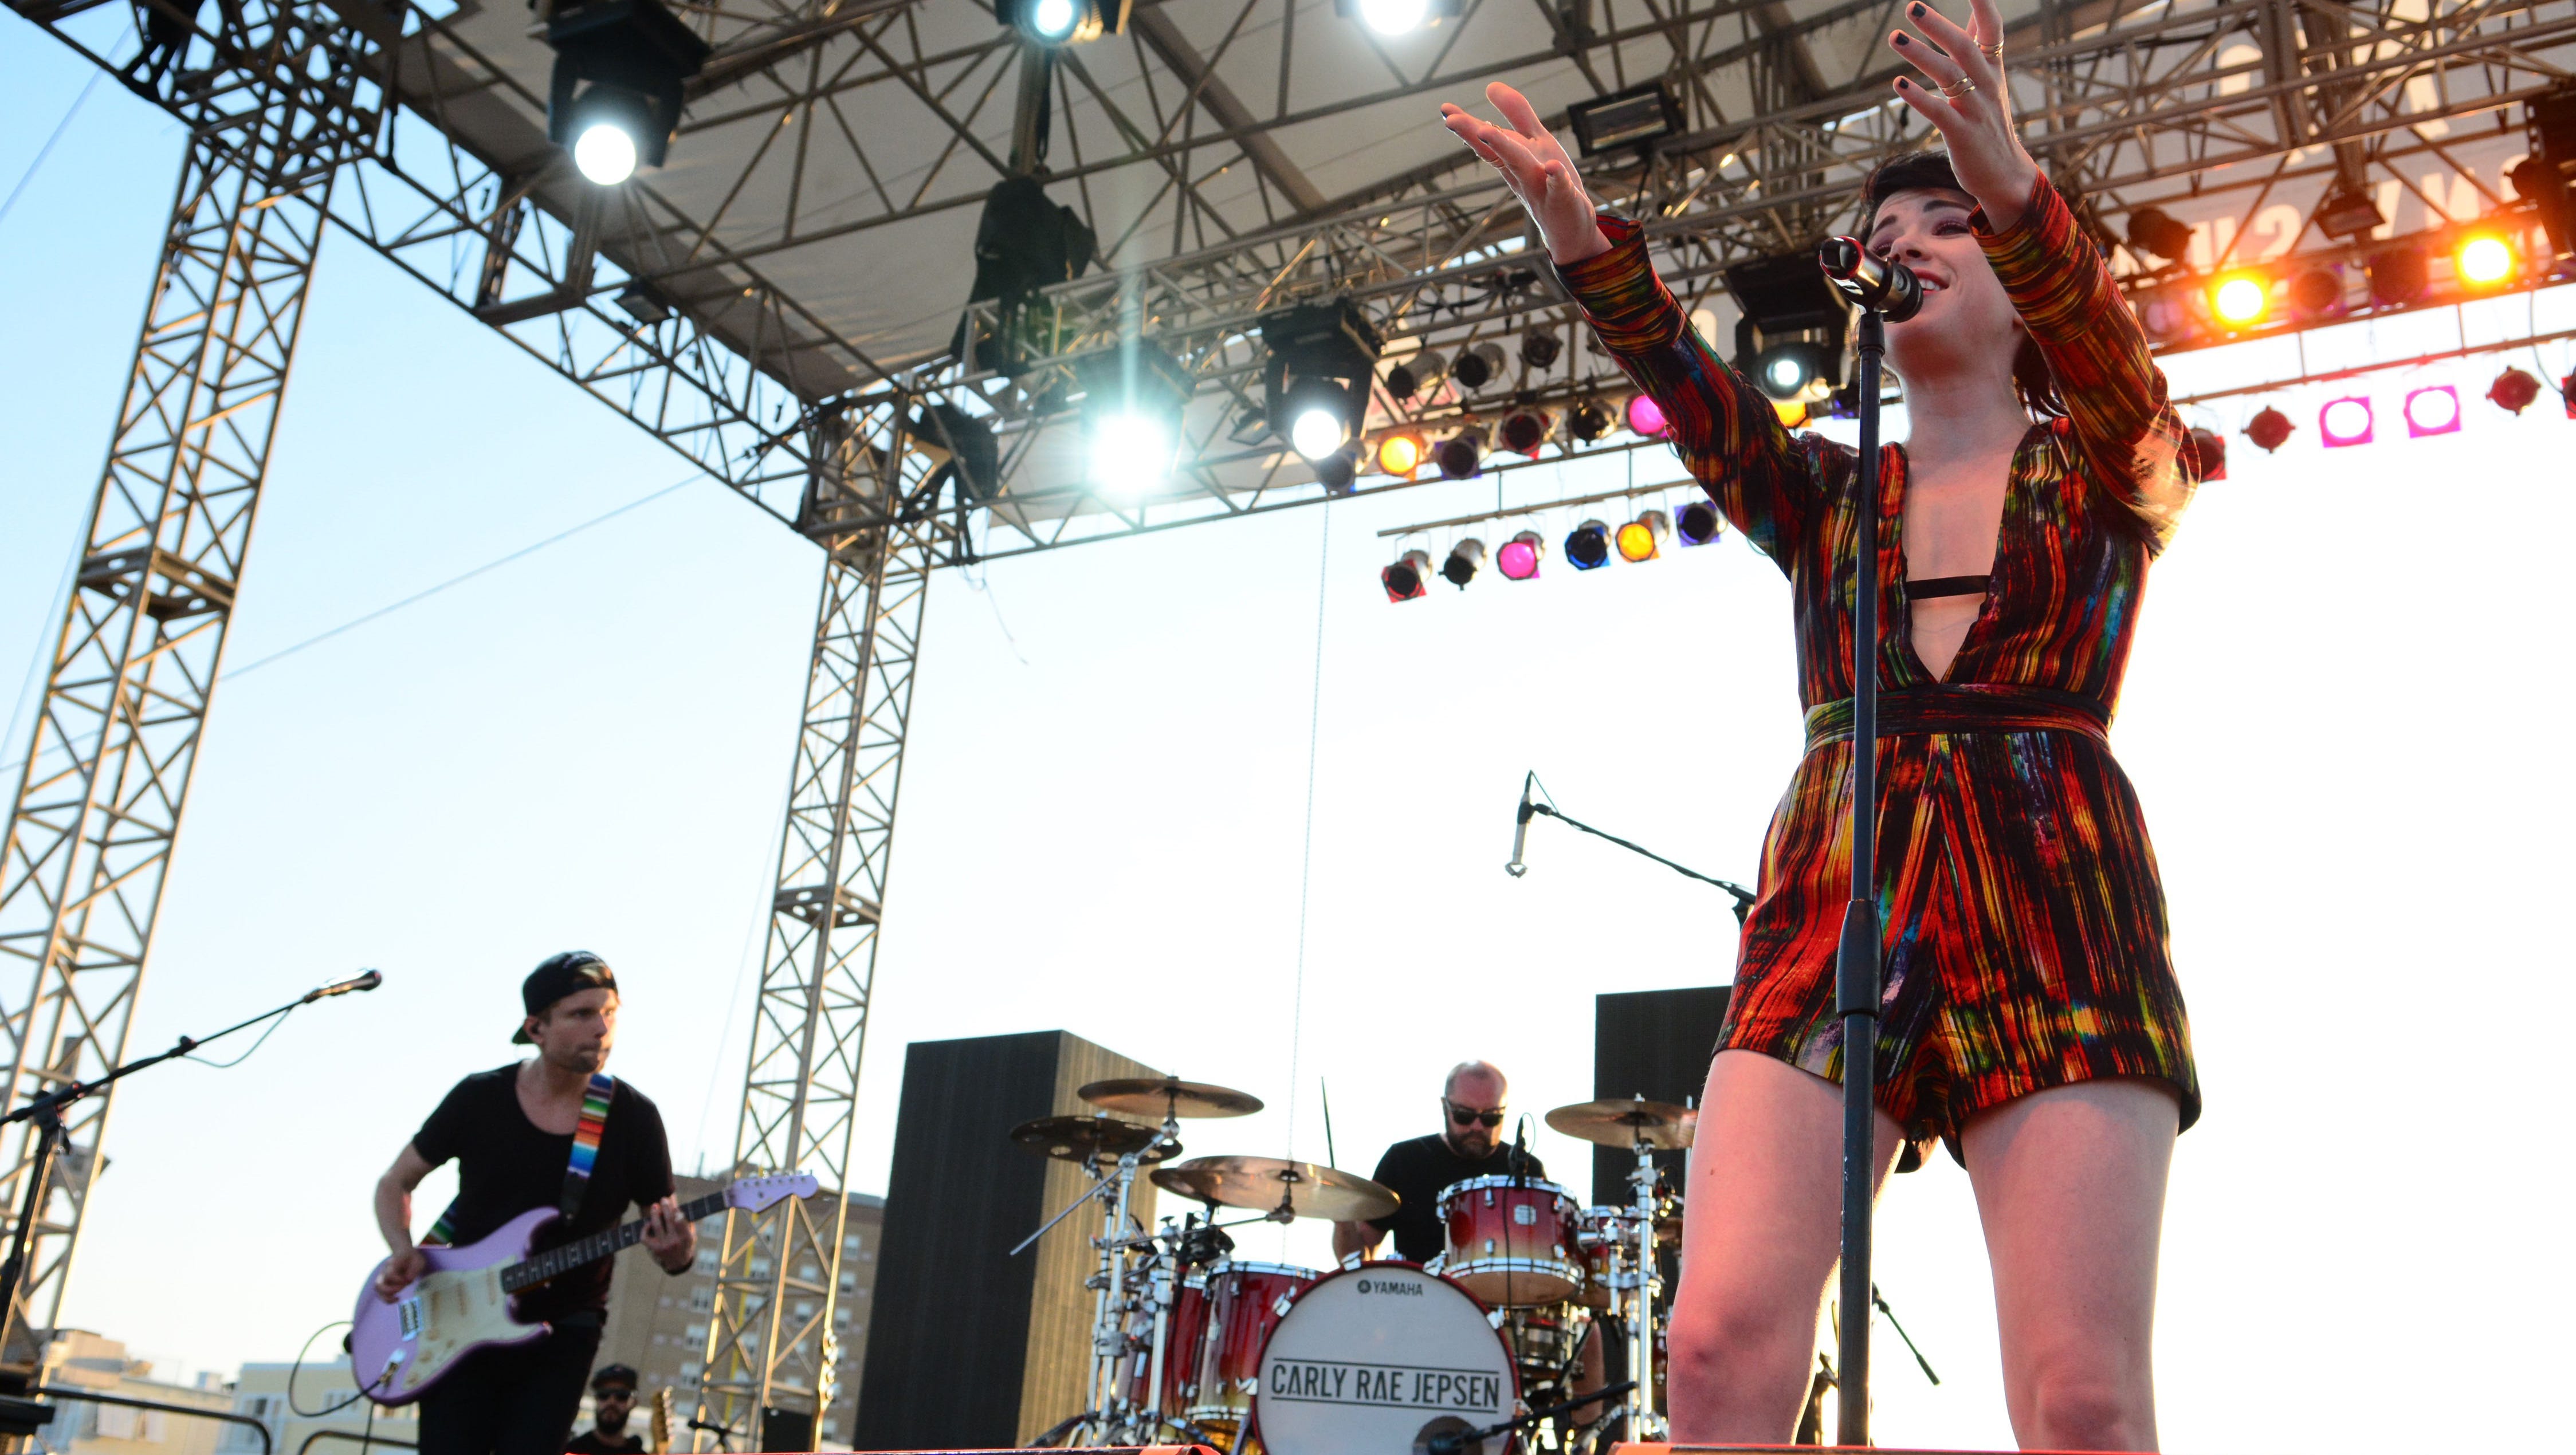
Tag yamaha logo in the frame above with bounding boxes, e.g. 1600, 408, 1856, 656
1353, 1277, 1422, 1296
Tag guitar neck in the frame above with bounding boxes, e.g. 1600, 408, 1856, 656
500, 1189, 728, 1292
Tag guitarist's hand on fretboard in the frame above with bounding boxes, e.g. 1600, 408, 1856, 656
640, 1196, 697, 1274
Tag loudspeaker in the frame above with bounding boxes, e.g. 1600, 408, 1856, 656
851, 1031, 1163, 1450
1591, 986, 1730, 1206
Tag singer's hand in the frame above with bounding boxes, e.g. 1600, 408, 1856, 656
1439, 84, 1611, 266
1886, 0, 2041, 231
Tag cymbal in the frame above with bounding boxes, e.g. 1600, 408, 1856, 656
1009, 1114, 1173, 1163
1150, 1155, 1398, 1222
1544, 1096, 1698, 1150
1078, 1076, 1264, 1120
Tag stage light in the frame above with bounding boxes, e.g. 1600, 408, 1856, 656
1498, 408, 1553, 457
1442, 538, 1485, 588
960, 177, 1098, 372
2245, 406, 2294, 453
2454, 232, 2515, 287
1263, 300, 1381, 463
1435, 428, 1484, 479
2125, 206, 2193, 262
1375, 430, 1427, 477
1315, 449, 1358, 496
2313, 184, 2386, 242
1497, 530, 1545, 580
2403, 384, 2460, 437
1077, 341, 1191, 493
2184, 426, 2226, 482
543, 0, 710, 184
1087, 410, 1173, 490
1565, 398, 1612, 443
1344, 0, 1460, 34
1567, 82, 1682, 158
2489, 367, 2543, 415
1385, 351, 1440, 400
1565, 518, 1612, 571
1754, 341, 1836, 402
2319, 396, 2374, 448
2288, 267, 2342, 319
1625, 393, 1668, 438
2210, 273, 2269, 327
1284, 379, 1356, 461
2367, 243, 2428, 306
1003, 0, 1129, 44
1382, 549, 1432, 602
1450, 341, 1507, 392
1521, 331, 1564, 371
1675, 498, 1723, 545
1616, 510, 1670, 563
1772, 397, 1808, 428
1727, 250, 1846, 404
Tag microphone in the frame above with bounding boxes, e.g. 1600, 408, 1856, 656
1506, 773, 1535, 878
1509, 1116, 1530, 1182
1819, 237, 1925, 322
304, 969, 383, 1003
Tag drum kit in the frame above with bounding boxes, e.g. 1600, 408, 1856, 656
1008, 1077, 1699, 1454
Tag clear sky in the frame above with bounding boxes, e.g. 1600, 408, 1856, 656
6, 30, 2575, 1452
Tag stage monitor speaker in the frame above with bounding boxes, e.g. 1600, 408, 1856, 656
1591, 985, 1729, 1207
851, 1029, 1161, 1451
759, 1408, 812, 1452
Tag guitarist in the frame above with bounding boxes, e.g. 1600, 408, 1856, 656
370, 952, 697, 1455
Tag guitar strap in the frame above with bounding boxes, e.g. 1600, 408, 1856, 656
423, 1071, 616, 1245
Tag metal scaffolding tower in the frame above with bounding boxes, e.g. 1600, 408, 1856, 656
0, 0, 381, 1365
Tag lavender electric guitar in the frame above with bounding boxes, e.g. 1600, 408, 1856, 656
350, 1173, 816, 1405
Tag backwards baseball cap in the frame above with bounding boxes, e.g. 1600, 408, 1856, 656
590, 1363, 639, 1393
514, 950, 618, 1043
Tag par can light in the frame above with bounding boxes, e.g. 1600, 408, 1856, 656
1616, 510, 1670, 563
2454, 232, 2515, 287
2319, 396, 2374, 448
1498, 409, 1553, 457
1435, 429, 1484, 480
1374, 430, 1427, 477
1675, 498, 1723, 545
1382, 549, 1432, 602
1565, 518, 1612, 571
1442, 538, 1486, 588
1497, 530, 1545, 581
2210, 273, 2269, 327
1565, 398, 1612, 443
1451, 341, 1507, 391
2403, 385, 2461, 437
1624, 392, 1668, 438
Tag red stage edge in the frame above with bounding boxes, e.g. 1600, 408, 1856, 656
1609, 1446, 2149, 1453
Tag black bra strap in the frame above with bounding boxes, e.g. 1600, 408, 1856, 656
1906, 575, 1992, 599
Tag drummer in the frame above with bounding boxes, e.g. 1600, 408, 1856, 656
1330, 1060, 1540, 1262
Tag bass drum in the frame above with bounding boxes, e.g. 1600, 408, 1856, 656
1254, 1261, 1519, 1455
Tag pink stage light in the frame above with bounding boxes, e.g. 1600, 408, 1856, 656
1497, 530, 1545, 581
2319, 396, 2374, 448
2403, 385, 2461, 438
1624, 393, 1668, 438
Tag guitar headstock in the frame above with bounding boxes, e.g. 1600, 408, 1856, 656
725, 1172, 820, 1213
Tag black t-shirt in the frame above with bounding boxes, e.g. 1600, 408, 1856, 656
413, 1065, 676, 1320
1364, 1133, 1547, 1263
565, 1430, 644, 1454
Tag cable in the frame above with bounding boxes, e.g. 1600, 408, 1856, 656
1280, 501, 1330, 1224
290, 1322, 370, 1415
0, 73, 101, 233
183, 1006, 294, 1068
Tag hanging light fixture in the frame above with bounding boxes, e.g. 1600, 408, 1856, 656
1565, 397, 1612, 443
1616, 510, 1670, 562
1624, 393, 1668, 438
2245, 406, 2295, 453
1450, 341, 1508, 392
1497, 530, 1545, 581
1675, 498, 1724, 545
1382, 549, 1432, 601
543, 0, 713, 186
1385, 351, 1443, 402
2209, 272, 2270, 328
1565, 518, 1612, 571
2402, 385, 2461, 437
2453, 231, 2517, 288
1077, 341, 1192, 494
1498, 408, 1553, 458
1435, 428, 1484, 479
1374, 430, 1427, 477
2319, 396, 2374, 447
1263, 300, 1383, 464
1442, 538, 1486, 588
2488, 367, 2543, 414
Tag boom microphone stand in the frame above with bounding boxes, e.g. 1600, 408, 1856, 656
1816, 235, 1921, 1448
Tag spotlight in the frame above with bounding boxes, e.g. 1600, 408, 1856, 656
2366, 244, 2428, 306
1565, 397, 1612, 443
1726, 251, 1846, 404
1375, 430, 1427, 477
1616, 510, 1670, 562
2288, 267, 2342, 319
1383, 549, 1431, 602
2319, 396, 2374, 448
1450, 341, 1507, 392
1263, 300, 1383, 463
1435, 428, 1484, 479
1675, 498, 1724, 545
2489, 367, 2543, 415
1385, 351, 1442, 400
2523, 87, 2576, 257
1565, 518, 1612, 571
1003, 0, 1129, 44
1077, 341, 1191, 493
2210, 273, 2269, 327
1337, 0, 1459, 35
2454, 232, 2515, 288
2244, 406, 2295, 453
1624, 392, 1668, 438
1566, 82, 1682, 158
543, 0, 711, 184
1497, 530, 1545, 581
2125, 206, 2194, 262
1315, 449, 1358, 496
1442, 538, 1486, 588
1498, 408, 1553, 457
2184, 426, 2226, 482
1521, 331, 1564, 371
2402, 384, 2461, 438
2313, 184, 2386, 242
959, 177, 1097, 372
1086, 409, 1175, 491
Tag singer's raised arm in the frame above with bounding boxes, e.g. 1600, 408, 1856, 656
1554, 216, 1829, 571
1977, 174, 2196, 550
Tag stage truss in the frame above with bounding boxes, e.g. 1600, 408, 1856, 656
2, 0, 2570, 1437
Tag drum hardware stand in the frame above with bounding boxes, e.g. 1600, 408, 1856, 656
1614, 1112, 1669, 1443
1817, 235, 1923, 1449
1425, 1378, 1638, 1455
1010, 1108, 1187, 1448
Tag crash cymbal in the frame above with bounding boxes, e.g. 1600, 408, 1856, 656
1078, 1076, 1265, 1120
1150, 1155, 1398, 1223
1544, 1096, 1698, 1150
1009, 1114, 1174, 1163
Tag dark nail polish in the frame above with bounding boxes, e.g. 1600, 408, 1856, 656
1910, 2, 1925, 13
1894, 33, 1909, 43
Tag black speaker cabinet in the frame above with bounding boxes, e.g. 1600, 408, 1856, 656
1590, 986, 1730, 1207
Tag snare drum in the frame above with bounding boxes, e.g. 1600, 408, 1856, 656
1169, 1260, 1319, 1432
1498, 1303, 1590, 1387
1437, 1175, 1582, 1306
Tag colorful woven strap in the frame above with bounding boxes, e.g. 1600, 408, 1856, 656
421, 1071, 615, 1246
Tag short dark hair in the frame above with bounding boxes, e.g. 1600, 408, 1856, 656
1859, 151, 2067, 419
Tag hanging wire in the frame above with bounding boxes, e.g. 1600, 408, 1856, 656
1281, 502, 1332, 1235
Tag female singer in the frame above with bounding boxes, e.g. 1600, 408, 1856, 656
1442, 2, 2198, 1448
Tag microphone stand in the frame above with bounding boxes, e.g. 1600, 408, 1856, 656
0, 977, 381, 1414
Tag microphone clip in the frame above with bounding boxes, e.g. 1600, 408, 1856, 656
1819, 237, 1924, 322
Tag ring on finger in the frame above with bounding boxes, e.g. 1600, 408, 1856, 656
1940, 76, 1977, 98
1978, 41, 2003, 60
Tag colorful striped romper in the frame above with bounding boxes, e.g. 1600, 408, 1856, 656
1557, 176, 2201, 1159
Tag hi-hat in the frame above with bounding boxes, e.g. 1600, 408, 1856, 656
1009, 1114, 1173, 1163
1078, 1076, 1264, 1120
1545, 1096, 1698, 1150
1151, 1155, 1397, 1222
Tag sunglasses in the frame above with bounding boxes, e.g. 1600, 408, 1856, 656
1445, 1099, 1505, 1128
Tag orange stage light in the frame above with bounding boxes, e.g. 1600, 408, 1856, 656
2210, 273, 2269, 327
1374, 431, 1426, 477
2455, 232, 2515, 288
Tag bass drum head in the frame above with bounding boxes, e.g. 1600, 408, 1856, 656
1254, 1261, 1518, 1455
